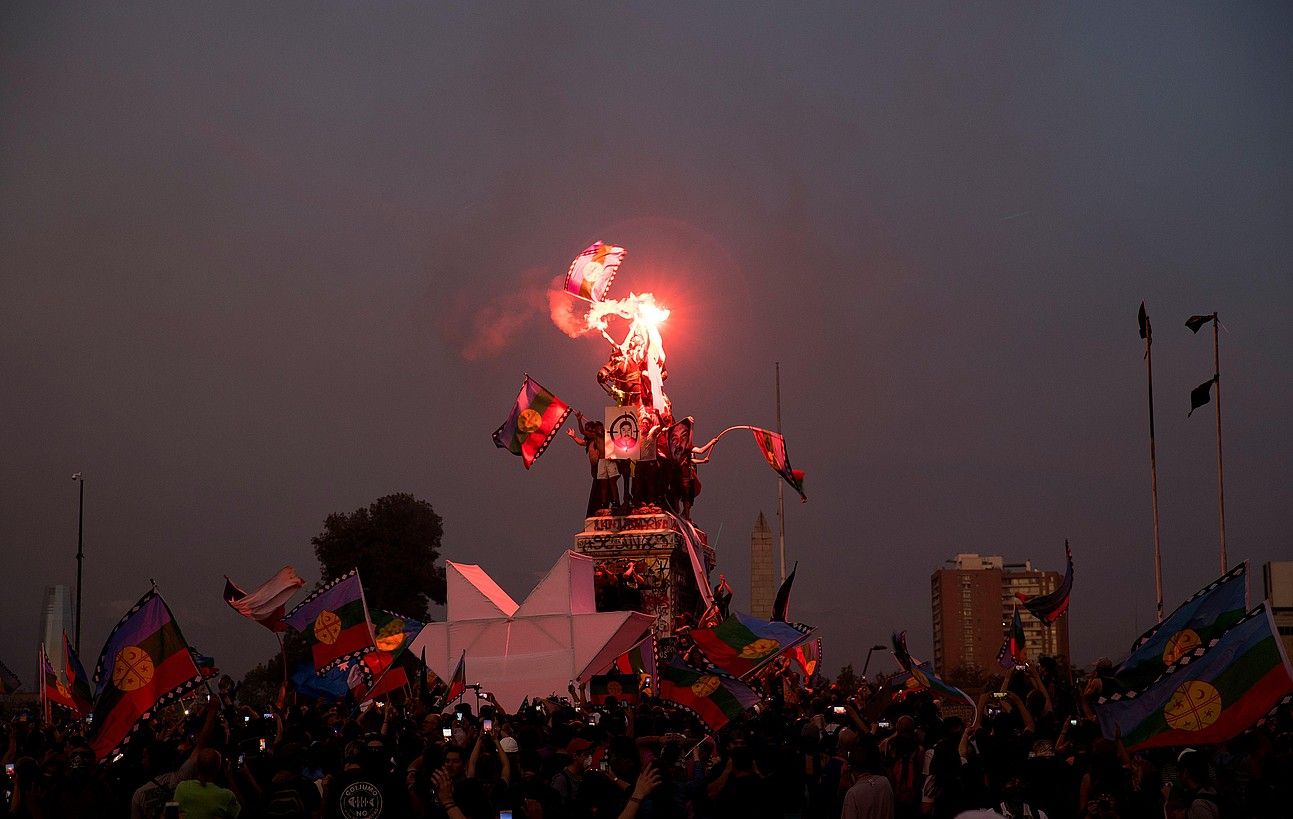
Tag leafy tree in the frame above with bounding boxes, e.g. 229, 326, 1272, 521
312, 493, 447, 621
835, 663, 859, 691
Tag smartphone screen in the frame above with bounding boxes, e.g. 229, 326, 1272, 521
832, 706, 846, 714
5, 763, 14, 776
483, 719, 493, 732
993, 692, 1007, 699
258, 738, 267, 753
499, 812, 513, 819
442, 727, 453, 738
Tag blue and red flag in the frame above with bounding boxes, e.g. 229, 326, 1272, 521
1016, 541, 1073, 624
443, 650, 467, 707
89, 590, 204, 760
997, 606, 1026, 669
284, 571, 376, 675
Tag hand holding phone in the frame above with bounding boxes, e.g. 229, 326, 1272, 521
483, 719, 493, 733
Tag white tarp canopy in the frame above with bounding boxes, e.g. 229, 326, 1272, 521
409, 550, 653, 711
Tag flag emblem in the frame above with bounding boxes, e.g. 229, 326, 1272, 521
56, 679, 71, 699
1165, 680, 1222, 731
518, 409, 542, 434
112, 646, 155, 691
606, 680, 626, 697
912, 667, 931, 688
314, 611, 342, 645
375, 618, 406, 652
1163, 629, 1201, 665
691, 675, 721, 697
739, 638, 780, 659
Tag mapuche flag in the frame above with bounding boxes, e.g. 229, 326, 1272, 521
284, 570, 376, 675
492, 375, 571, 469
690, 611, 813, 679
658, 656, 759, 731
565, 241, 626, 303
1117, 563, 1248, 693
443, 650, 467, 707
1097, 604, 1293, 751
356, 610, 426, 702
891, 630, 975, 709
1016, 542, 1073, 624
63, 632, 93, 716
751, 428, 807, 501
89, 590, 204, 761
224, 566, 306, 632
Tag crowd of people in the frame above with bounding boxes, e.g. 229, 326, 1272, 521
3, 656, 1291, 819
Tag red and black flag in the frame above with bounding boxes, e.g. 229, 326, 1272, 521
996, 606, 1026, 669
1016, 541, 1073, 624
62, 632, 93, 716
751, 428, 807, 501
1189, 376, 1217, 417
89, 590, 204, 761
772, 562, 798, 622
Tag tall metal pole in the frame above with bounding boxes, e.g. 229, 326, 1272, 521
1212, 314, 1227, 572
775, 362, 786, 581
1140, 305, 1164, 623
73, 473, 85, 653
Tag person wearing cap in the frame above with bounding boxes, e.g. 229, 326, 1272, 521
552, 738, 593, 809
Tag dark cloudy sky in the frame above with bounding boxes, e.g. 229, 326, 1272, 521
3, 3, 1290, 684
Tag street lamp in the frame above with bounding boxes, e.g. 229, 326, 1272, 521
72, 472, 84, 654
861, 644, 887, 679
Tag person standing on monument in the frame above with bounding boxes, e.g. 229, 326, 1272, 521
568, 411, 618, 515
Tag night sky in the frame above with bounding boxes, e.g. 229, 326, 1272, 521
3, 3, 1290, 684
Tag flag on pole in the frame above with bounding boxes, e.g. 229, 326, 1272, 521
1188, 377, 1217, 417
284, 571, 376, 674
1186, 314, 1214, 333
189, 648, 219, 679
589, 671, 640, 705
1138, 302, 1152, 340
751, 428, 807, 501
223, 566, 306, 632
89, 590, 204, 761
658, 656, 759, 731
41, 644, 79, 713
1097, 604, 1293, 751
791, 638, 821, 680
443, 651, 467, 707
63, 632, 93, 716
997, 607, 1026, 669
1117, 563, 1248, 692
1016, 542, 1073, 624
690, 611, 813, 679
565, 241, 626, 303
492, 375, 572, 469
772, 562, 798, 622
0, 657, 21, 694
891, 630, 975, 709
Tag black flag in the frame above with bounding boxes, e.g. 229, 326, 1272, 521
1186, 314, 1213, 334
1188, 377, 1216, 416
1138, 302, 1151, 340
772, 562, 798, 622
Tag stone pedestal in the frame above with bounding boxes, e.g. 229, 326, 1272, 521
573, 512, 715, 636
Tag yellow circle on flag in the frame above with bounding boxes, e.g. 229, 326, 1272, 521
314, 610, 342, 645
1162, 629, 1202, 665
375, 618, 405, 652
739, 638, 780, 660
911, 667, 931, 689
112, 645, 155, 692
607, 681, 624, 697
517, 409, 543, 434
56, 680, 71, 699
1164, 680, 1222, 732
691, 675, 721, 697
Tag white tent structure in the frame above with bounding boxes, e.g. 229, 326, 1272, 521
409, 550, 654, 711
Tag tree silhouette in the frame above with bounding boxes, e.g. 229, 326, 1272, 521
312, 493, 447, 620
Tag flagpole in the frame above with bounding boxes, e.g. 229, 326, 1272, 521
1141, 305, 1165, 623
1211, 313, 1227, 573
775, 362, 786, 582
73, 473, 85, 653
